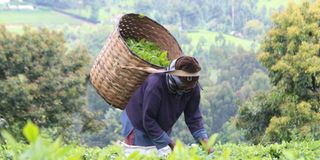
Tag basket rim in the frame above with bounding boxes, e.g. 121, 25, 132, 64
117, 13, 184, 69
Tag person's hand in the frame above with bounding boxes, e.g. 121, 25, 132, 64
207, 146, 214, 154
200, 139, 214, 154
158, 145, 172, 157
168, 141, 175, 151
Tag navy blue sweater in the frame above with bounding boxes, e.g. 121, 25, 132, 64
125, 73, 207, 148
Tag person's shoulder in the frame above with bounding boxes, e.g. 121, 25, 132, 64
146, 73, 165, 83
190, 84, 201, 95
144, 73, 165, 89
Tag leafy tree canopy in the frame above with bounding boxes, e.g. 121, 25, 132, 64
0, 26, 93, 139
236, 0, 320, 144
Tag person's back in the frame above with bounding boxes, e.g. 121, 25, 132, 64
126, 72, 203, 139
120, 56, 213, 156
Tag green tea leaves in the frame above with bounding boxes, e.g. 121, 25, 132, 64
23, 120, 39, 143
127, 38, 170, 67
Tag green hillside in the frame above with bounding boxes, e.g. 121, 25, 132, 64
0, 8, 92, 35
187, 30, 255, 51
0, 9, 87, 25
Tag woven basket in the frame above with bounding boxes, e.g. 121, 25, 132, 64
90, 13, 183, 109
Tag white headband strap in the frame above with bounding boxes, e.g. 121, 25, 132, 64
165, 69, 200, 77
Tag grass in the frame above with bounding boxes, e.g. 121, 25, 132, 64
0, 9, 88, 25
186, 30, 257, 52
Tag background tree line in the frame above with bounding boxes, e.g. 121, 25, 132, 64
25, 0, 281, 39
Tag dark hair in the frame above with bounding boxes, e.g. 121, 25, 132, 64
175, 56, 201, 73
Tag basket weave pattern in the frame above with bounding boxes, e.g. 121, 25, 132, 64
90, 13, 183, 109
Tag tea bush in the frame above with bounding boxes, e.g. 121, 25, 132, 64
0, 121, 319, 160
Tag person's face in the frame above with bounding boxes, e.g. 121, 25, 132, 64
177, 76, 199, 90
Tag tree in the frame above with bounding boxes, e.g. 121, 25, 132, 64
203, 82, 238, 133
243, 19, 265, 39
63, 23, 111, 56
236, 1, 320, 143
236, 71, 271, 103
236, 89, 283, 144
218, 53, 265, 91
0, 26, 92, 139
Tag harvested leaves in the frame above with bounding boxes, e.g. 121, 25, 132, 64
127, 38, 170, 67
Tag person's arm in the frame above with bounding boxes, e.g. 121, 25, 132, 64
142, 86, 173, 150
184, 86, 214, 153
184, 86, 208, 143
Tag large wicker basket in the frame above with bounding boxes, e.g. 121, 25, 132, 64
90, 13, 183, 109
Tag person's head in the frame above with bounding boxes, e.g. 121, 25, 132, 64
167, 56, 201, 92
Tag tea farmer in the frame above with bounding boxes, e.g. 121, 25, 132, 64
120, 56, 213, 156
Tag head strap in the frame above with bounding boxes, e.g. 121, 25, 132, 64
166, 58, 200, 77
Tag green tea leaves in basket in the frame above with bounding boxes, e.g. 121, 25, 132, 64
127, 38, 170, 67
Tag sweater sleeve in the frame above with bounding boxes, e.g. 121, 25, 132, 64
184, 86, 208, 142
142, 86, 172, 149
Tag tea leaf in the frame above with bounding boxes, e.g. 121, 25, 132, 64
127, 38, 170, 67
23, 120, 39, 143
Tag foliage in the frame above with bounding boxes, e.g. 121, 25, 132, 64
218, 53, 266, 91
1, 120, 83, 160
1, 0, 285, 146
0, 26, 93, 139
1, 121, 320, 160
202, 82, 238, 134
127, 38, 170, 67
236, 70, 271, 103
62, 23, 112, 56
59, 16, 267, 145
133, 0, 262, 36
236, 89, 283, 144
217, 120, 246, 144
190, 45, 269, 143
80, 108, 122, 147
243, 19, 265, 39
237, 0, 320, 143
259, 0, 320, 100
52, 2, 268, 145
25, 0, 295, 40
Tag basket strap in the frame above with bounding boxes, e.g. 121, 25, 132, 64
120, 66, 166, 73
120, 66, 200, 77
